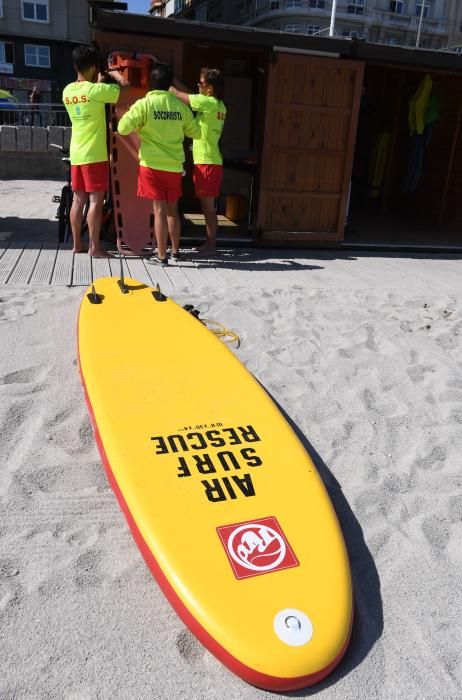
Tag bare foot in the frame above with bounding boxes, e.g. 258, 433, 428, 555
89, 248, 110, 258
72, 247, 87, 254
194, 244, 217, 255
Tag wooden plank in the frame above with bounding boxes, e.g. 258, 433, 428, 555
0, 241, 10, 261
186, 257, 226, 286
0, 242, 26, 284
308, 111, 321, 150
142, 259, 175, 292
324, 66, 338, 107
291, 62, 306, 105
168, 257, 203, 286
72, 253, 92, 287
108, 255, 121, 278
159, 260, 194, 289
51, 244, 73, 285
123, 256, 154, 285
210, 256, 243, 285
281, 60, 295, 106
313, 65, 326, 106
91, 255, 113, 282
302, 62, 315, 106
29, 242, 58, 285
256, 52, 278, 233
7, 243, 42, 284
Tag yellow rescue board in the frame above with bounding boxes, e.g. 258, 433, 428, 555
78, 277, 353, 691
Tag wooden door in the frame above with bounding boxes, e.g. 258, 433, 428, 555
257, 53, 364, 244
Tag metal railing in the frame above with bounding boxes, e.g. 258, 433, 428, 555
0, 103, 71, 127
368, 9, 448, 35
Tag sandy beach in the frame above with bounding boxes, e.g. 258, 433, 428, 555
1, 181, 462, 699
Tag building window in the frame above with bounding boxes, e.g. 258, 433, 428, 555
22, 1, 48, 22
0, 41, 14, 64
307, 24, 321, 35
0, 1, 3, 18
272, 24, 281, 30
389, 1, 404, 13
24, 44, 50, 68
309, 0, 325, 8
415, 1, 430, 18
270, 1, 280, 9
285, 23, 303, 32
286, 0, 302, 8
348, 0, 365, 15
174, 0, 193, 12
195, 3, 207, 20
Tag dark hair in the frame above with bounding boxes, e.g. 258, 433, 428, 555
150, 63, 173, 91
72, 45, 99, 73
200, 67, 224, 100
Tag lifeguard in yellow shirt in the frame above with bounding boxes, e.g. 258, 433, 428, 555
62, 45, 129, 257
171, 67, 226, 255
118, 63, 201, 265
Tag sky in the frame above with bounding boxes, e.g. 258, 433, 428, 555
125, 0, 150, 14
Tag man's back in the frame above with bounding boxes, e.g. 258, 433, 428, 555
62, 80, 120, 165
118, 90, 200, 172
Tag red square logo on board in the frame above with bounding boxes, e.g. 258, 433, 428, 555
217, 516, 299, 580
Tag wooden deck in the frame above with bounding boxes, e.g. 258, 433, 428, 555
1, 181, 462, 294
0, 238, 318, 291
2, 237, 462, 299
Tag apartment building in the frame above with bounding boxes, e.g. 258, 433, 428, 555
150, 1, 454, 50
447, 0, 462, 49
149, 0, 236, 22
0, 0, 92, 102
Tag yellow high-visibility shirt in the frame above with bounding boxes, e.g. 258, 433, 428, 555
62, 81, 120, 164
118, 90, 201, 172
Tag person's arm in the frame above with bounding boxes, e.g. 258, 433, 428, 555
98, 69, 131, 102
173, 75, 193, 92
118, 98, 147, 136
182, 104, 201, 140
169, 85, 192, 107
108, 70, 131, 103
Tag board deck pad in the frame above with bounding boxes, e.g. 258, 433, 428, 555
78, 277, 353, 690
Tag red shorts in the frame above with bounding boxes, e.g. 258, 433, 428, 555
71, 162, 108, 193
193, 164, 223, 198
137, 166, 182, 202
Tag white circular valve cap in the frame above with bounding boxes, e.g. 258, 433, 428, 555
273, 608, 313, 647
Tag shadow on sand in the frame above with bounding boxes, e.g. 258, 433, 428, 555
267, 397, 383, 696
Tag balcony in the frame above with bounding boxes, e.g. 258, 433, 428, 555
367, 9, 448, 36
239, 2, 448, 37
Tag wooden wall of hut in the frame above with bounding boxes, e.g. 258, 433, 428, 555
257, 53, 364, 245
